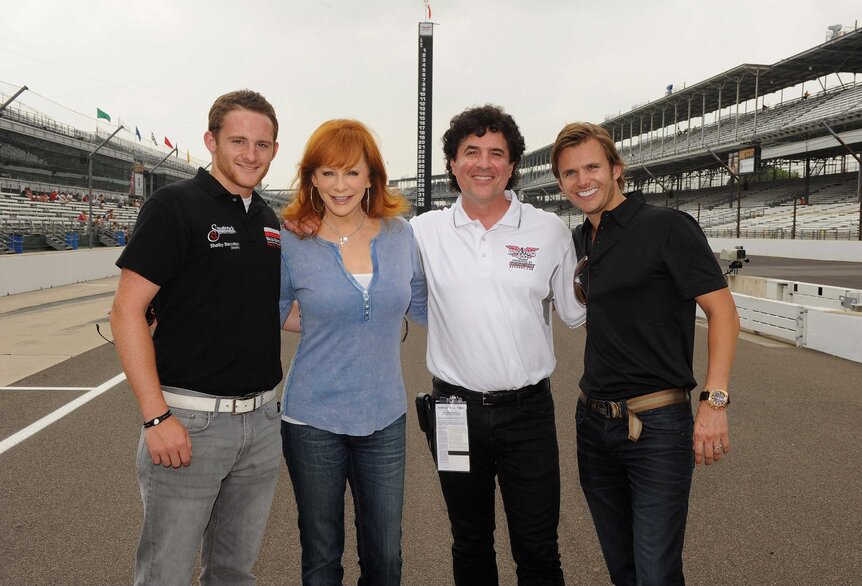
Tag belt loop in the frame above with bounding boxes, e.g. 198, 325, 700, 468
627, 411, 643, 441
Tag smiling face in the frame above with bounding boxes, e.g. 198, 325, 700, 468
556, 137, 625, 226
204, 108, 278, 197
312, 155, 372, 220
450, 131, 514, 208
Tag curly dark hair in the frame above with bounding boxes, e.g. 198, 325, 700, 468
442, 104, 526, 193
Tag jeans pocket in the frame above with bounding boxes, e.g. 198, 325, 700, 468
575, 402, 586, 425
520, 388, 555, 418
637, 403, 692, 438
263, 398, 281, 420
171, 408, 212, 434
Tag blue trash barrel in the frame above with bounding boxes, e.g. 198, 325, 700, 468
66, 232, 80, 250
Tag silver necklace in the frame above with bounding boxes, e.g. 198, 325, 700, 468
322, 214, 366, 249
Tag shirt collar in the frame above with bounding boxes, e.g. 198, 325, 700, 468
194, 167, 267, 211
194, 167, 262, 202
452, 190, 522, 228
607, 190, 645, 228
581, 190, 644, 245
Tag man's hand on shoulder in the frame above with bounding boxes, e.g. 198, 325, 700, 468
144, 417, 192, 468
283, 216, 319, 236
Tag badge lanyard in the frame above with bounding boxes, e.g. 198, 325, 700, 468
435, 396, 470, 472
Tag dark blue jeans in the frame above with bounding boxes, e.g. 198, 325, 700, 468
282, 415, 406, 586
576, 400, 694, 586
431, 384, 564, 586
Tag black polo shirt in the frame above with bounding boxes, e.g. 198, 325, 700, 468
117, 168, 282, 396
573, 192, 727, 401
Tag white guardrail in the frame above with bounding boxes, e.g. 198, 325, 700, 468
697, 285, 862, 364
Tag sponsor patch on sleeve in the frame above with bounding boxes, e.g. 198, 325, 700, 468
264, 227, 281, 248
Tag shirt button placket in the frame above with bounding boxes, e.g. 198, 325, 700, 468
363, 290, 370, 321
478, 231, 491, 273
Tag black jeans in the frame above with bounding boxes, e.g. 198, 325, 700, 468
576, 400, 694, 586
430, 380, 564, 586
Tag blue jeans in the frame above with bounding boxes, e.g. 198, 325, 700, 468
281, 414, 406, 586
431, 383, 564, 586
576, 399, 694, 586
135, 390, 282, 586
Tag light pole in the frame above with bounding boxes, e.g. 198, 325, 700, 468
88, 126, 124, 248
643, 166, 672, 207
708, 149, 742, 238
0, 86, 29, 172
148, 147, 178, 202
0, 85, 28, 116
822, 122, 862, 241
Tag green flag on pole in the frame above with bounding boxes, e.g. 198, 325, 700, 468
96, 108, 111, 122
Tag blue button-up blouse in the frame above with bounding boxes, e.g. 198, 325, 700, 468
279, 217, 427, 435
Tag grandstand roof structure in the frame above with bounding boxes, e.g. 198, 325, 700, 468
604, 26, 862, 139
513, 25, 862, 199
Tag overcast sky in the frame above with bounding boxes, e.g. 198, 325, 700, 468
2, 1, 860, 189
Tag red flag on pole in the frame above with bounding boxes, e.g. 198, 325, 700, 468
164, 136, 173, 149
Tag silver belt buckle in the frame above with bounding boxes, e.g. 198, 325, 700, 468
231, 393, 260, 414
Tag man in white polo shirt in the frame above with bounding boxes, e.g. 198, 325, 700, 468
411, 104, 585, 586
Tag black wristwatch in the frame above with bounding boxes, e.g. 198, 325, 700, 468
699, 389, 730, 410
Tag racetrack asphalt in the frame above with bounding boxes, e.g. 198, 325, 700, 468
1, 256, 861, 585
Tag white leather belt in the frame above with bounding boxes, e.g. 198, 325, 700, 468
162, 389, 277, 414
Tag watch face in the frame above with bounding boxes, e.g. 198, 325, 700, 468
711, 391, 728, 407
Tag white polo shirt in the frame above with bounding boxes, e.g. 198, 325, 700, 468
410, 191, 585, 392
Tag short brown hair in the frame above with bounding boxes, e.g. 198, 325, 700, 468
551, 122, 625, 191
208, 90, 278, 141
281, 119, 409, 230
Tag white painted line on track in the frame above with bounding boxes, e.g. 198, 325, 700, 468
1, 387, 94, 391
0, 373, 127, 456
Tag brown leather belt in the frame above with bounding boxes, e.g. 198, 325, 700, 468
578, 388, 689, 442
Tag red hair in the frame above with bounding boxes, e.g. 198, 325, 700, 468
281, 119, 409, 230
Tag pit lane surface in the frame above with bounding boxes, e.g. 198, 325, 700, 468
1, 256, 860, 585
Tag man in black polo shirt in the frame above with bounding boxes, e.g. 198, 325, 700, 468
551, 123, 739, 586
111, 90, 282, 586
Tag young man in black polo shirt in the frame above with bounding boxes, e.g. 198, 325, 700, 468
551, 122, 739, 586
111, 90, 282, 586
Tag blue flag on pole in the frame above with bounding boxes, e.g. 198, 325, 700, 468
135, 127, 142, 141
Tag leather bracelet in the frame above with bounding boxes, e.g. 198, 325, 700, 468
142, 410, 173, 429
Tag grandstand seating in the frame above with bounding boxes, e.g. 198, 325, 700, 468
0, 186, 138, 253
0, 106, 195, 196
621, 90, 847, 162
675, 172, 860, 239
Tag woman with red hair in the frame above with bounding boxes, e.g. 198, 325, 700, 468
278, 119, 426, 585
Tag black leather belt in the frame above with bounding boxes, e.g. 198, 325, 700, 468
432, 377, 550, 406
